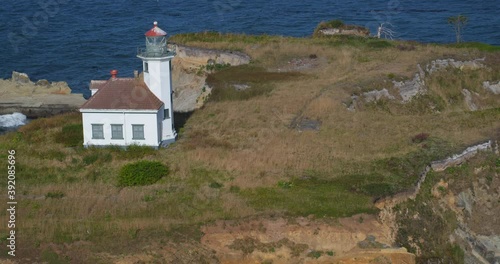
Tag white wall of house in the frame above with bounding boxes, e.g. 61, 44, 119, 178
81, 110, 161, 147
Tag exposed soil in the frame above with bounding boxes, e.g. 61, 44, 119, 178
200, 214, 414, 263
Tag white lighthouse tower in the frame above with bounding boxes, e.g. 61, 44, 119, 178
137, 21, 176, 144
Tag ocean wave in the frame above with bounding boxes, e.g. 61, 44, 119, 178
0, 112, 27, 128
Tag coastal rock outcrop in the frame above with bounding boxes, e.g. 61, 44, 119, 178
346, 58, 493, 111
171, 44, 251, 112
0, 72, 86, 118
313, 20, 370, 37
483, 80, 500, 94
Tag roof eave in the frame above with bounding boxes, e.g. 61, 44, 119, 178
80, 108, 161, 113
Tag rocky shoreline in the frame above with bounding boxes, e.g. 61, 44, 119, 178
0, 71, 86, 118
1, 45, 251, 118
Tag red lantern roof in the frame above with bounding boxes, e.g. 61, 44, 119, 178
145, 21, 167, 37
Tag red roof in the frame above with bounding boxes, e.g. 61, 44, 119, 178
81, 78, 163, 110
145, 21, 167, 37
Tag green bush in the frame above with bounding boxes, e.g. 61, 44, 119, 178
118, 161, 169, 187
46, 191, 65, 199
209, 181, 223, 189
55, 124, 83, 147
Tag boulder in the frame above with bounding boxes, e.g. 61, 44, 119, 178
35, 79, 50, 87
461, 89, 478, 111
12, 71, 31, 84
482, 81, 500, 94
362, 88, 395, 102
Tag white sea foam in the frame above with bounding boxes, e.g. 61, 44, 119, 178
0, 112, 27, 128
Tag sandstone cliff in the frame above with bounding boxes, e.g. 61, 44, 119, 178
171, 44, 251, 112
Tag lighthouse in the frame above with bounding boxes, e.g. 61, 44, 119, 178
137, 21, 176, 144
80, 22, 176, 148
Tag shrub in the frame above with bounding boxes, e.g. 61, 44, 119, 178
118, 160, 169, 187
55, 124, 83, 147
307, 250, 322, 259
412, 133, 430, 143
209, 181, 223, 189
46, 191, 65, 199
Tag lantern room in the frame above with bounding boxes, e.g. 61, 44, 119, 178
139, 21, 170, 57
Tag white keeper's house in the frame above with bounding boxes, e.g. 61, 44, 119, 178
80, 22, 176, 148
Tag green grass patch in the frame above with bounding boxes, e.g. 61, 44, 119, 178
240, 177, 378, 217
446, 42, 500, 52
46, 191, 65, 199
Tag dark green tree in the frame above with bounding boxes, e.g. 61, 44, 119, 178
447, 15, 468, 43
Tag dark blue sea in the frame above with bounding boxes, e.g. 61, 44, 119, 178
1, 0, 499, 98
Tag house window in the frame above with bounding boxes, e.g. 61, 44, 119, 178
144, 62, 149, 73
132, 125, 145, 140
164, 108, 170, 119
111, 124, 123, 139
91, 124, 104, 139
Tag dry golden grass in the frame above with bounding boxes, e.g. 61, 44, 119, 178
1, 34, 499, 261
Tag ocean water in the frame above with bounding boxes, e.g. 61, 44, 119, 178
0, 112, 27, 133
0, 0, 499, 98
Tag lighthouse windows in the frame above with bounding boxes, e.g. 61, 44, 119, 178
164, 109, 170, 119
144, 62, 149, 73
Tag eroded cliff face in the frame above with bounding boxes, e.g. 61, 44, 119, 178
201, 214, 415, 264
171, 44, 251, 112
391, 142, 500, 263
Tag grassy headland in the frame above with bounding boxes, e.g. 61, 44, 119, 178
1, 32, 499, 262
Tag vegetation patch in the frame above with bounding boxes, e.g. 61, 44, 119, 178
240, 177, 378, 218
55, 124, 83, 147
171, 31, 281, 45
446, 42, 500, 52
206, 65, 304, 102
313, 35, 393, 49
118, 161, 169, 187
41, 249, 70, 264
313, 19, 369, 38
307, 250, 323, 259
46, 191, 65, 199
229, 237, 308, 257
395, 170, 463, 263
411, 133, 430, 143
109, 144, 156, 160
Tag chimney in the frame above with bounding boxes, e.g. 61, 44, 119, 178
110, 69, 118, 79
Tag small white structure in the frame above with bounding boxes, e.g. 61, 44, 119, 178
80, 22, 176, 148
